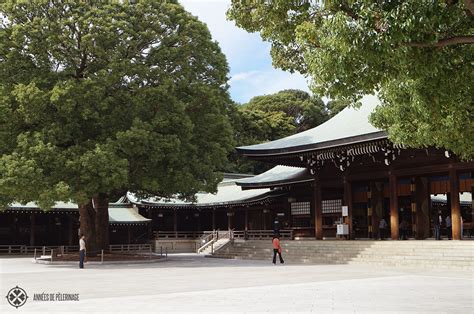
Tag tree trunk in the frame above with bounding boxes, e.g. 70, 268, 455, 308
79, 199, 97, 256
94, 192, 109, 251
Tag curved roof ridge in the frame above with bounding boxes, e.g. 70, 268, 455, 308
237, 95, 385, 156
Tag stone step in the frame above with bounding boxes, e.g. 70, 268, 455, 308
210, 255, 473, 268
217, 250, 474, 260
212, 240, 474, 270
234, 243, 474, 248
214, 252, 473, 261
212, 253, 474, 265
224, 248, 474, 256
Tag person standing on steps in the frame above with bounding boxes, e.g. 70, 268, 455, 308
79, 234, 86, 269
272, 235, 284, 264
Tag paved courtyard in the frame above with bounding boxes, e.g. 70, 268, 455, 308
1, 254, 473, 313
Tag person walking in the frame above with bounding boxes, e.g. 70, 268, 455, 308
79, 234, 86, 269
378, 218, 387, 240
445, 215, 452, 240
272, 235, 284, 264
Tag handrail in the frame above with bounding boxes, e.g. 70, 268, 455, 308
232, 230, 293, 240
154, 231, 204, 239
197, 230, 235, 254
197, 231, 217, 253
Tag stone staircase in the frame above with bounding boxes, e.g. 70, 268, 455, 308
199, 238, 231, 255
210, 240, 474, 270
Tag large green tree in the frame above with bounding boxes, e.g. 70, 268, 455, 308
227, 90, 328, 173
0, 1, 233, 251
228, 0, 474, 160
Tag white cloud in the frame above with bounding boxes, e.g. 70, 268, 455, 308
179, 0, 263, 67
228, 71, 260, 83
180, 0, 311, 103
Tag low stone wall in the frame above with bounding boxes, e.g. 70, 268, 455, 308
154, 239, 201, 253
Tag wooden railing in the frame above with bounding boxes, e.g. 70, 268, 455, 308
154, 231, 204, 239
109, 243, 152, 253
0, 245, 24, 254
0, 245, 78, 255
232, 230, 293, 240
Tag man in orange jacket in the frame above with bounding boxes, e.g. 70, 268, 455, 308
272, 236, 284, 264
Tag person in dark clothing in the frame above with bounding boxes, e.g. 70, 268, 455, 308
79, 234, 86, 269
273, 217, 280, 236
433, 211, 442, 240
445, 215, 452, 240
272, 236, 284, 264
399, 220, 408, 240
378, 218, 387, 240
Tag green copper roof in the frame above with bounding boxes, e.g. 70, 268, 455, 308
236, 166, 313, 189
7, 202, 150, 224
237, 95, 387, 156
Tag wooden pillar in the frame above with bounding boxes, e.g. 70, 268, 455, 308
367, 182, 374, 239
471, 172, 474, 230
68, 215, 74, 245
389, 174, 399, 240
127, 225, 132, 244
30, 213, 35, 246
262, 209, 267, 230
244, 209, 249, 231
415, 177, 430, 239
370, 182, 383, 239
147, 222, 152, 240
173, 209, 178, 237
227, 212, 233, 230
410, 177, 417, 238
212, 209, 216, 230
449, 169, 461, 240
197, 212, 201, 232
313, 180, 323, 240
343, 177, 353, 239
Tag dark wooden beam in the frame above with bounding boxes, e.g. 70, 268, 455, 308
471, 172, 474, 235
449, 169, 461, 240
173, 209, 177, 237
415, 177, 430, 239
389, 174, 399, 240
410, 177, 417, 239
245, 209, 249, 231
367, 183, 373, 238
212, 209, 216, 230
30, 213, 35, 246
313, 180, 323, 240
343, 177, 353, 239
227, 212, 233, 230
394, 162, 474, 177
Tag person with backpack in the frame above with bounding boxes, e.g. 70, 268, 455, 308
272, 235, 284, 264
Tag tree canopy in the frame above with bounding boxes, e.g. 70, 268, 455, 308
0, 1, 233, 248
228, 0, 474, 160
227, 90, 328, 173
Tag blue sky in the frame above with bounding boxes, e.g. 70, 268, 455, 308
180, 0, 310, 104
